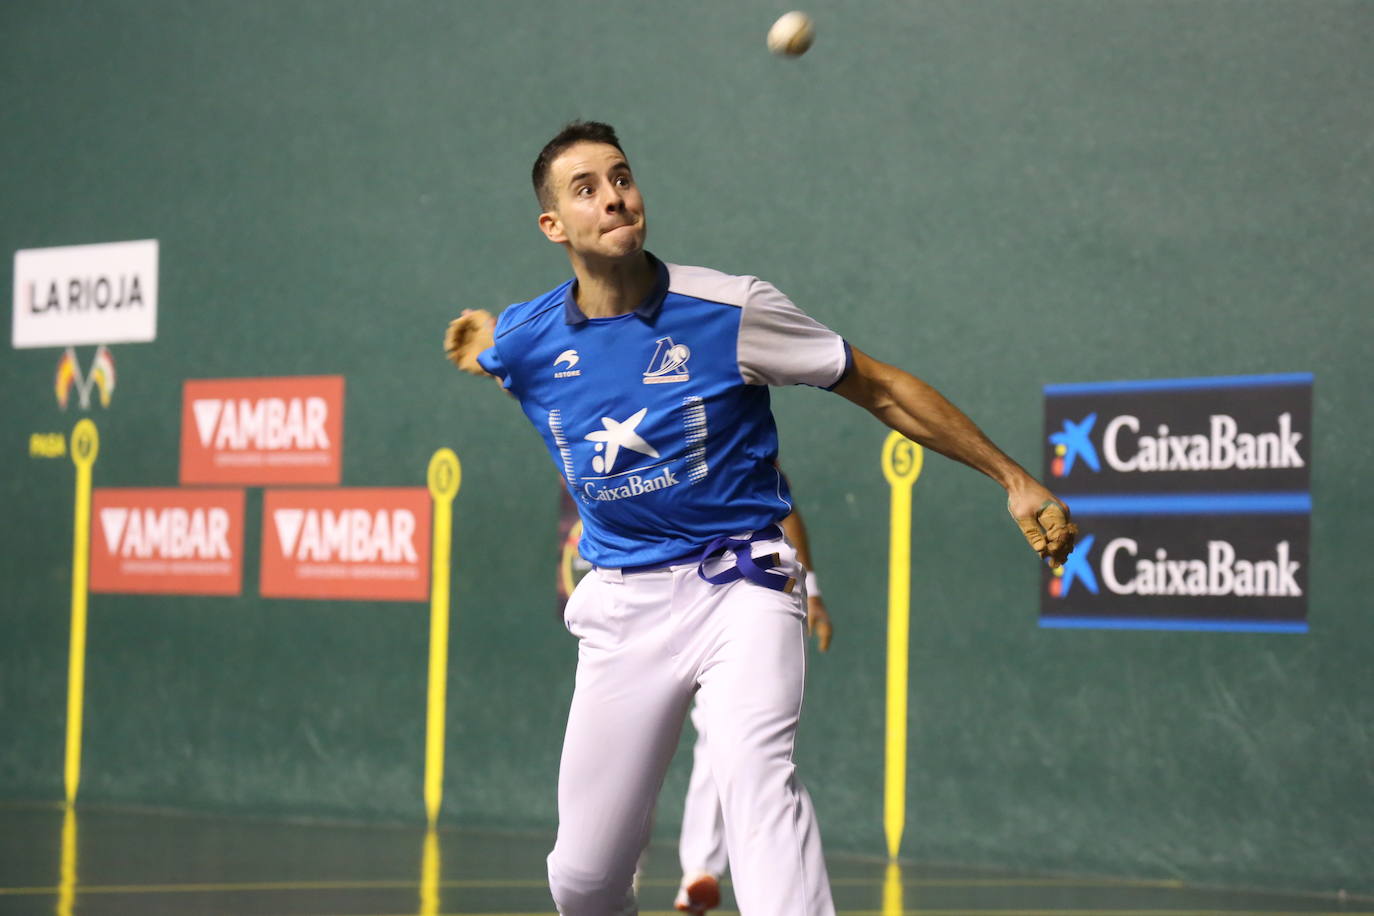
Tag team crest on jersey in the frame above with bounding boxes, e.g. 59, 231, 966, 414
643, 337, 690, 384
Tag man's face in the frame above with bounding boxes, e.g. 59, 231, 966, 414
540, 141, 647, 260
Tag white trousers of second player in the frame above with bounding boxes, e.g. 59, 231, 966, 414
547, 534, 834, 916
679, 701, 730, 878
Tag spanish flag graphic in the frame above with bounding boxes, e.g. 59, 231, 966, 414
89, 346, 116, 407
55, 349, 77, 410
54, 346, 116, 410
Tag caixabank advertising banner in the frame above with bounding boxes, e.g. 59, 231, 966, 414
1041, 373, 1312, 632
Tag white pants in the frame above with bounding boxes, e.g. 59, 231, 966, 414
678, 700, 827, 885
679, 701, 729, 878
547, 533, 834, 916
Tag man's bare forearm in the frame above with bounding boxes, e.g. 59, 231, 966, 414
833, 345, 1077, 565
835, 347, 1029, 491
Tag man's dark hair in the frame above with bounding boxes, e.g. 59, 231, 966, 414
531, 120, 626, 211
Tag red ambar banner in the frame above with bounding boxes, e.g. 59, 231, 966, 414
180, 376, 345, 485
90, 489, 245, 595
261, 488, 432, 601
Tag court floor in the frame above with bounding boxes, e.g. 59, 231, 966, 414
0, 803, 1365, 916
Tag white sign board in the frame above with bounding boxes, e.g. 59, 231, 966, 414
12, 240, 159, 348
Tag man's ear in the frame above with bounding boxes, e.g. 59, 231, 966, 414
538, 210, 566, 244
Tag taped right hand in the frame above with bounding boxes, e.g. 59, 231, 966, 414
444, 309, 496, 377
1007, 491, 1078, 568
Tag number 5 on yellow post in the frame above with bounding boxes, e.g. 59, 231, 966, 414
880, 430, 923, 861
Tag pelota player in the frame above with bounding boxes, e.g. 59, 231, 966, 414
445, 120, 1075, 916
558, 481, 832, 914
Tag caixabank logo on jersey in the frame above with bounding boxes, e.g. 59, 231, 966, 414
90, 488, 245, 595
260, 488, 431, 601
1042, 373, 1312, 632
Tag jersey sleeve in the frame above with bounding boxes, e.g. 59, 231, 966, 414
476, 344, 513, 390
736, 279, 852, 388
475, 305, 521, 392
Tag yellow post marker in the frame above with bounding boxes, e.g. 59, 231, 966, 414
880, 430, 923, 861
65, 419, 99, 806
58, 804, 78, 916
419, 824, 441, 916
881, 860, 904, 916
424, 448, 461, 825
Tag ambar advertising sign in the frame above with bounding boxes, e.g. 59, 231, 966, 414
180, 376, 345, 485
1043, 373, 1312, 633
91, 488, 245, 595
13, 240, 159, 348
260, 488, 431, 601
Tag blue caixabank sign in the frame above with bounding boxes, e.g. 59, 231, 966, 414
1042, 373, 1312, 633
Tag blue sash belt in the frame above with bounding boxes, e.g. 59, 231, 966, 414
617, 524, 793, 592
695, 524, 794, 593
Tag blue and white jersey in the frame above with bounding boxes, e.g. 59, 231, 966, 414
478, 253, 851, 569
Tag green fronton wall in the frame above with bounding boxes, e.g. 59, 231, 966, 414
2, 0, 1370, 896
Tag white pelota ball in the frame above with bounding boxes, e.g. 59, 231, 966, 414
767, 11, 815, 57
